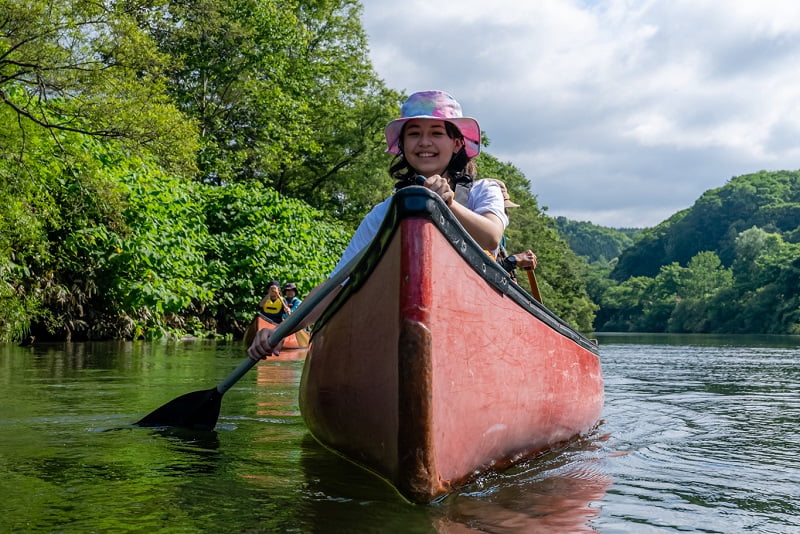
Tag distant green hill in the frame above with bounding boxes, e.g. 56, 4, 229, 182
554, 217, 641, 263
589, 170, 800, 335
611, 170, 800, 280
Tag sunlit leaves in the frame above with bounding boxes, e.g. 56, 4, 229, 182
0, 0, 199, 175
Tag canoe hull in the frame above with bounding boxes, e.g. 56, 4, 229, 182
256, 315, 309, 350
299, 189, 603, 503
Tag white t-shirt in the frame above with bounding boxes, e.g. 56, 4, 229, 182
331, 180, 508, 276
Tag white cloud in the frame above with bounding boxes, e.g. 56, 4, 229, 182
360, 0, 800, 227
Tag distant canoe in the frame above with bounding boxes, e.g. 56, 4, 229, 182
299, 186, 604, 504
255, 313, 310, 356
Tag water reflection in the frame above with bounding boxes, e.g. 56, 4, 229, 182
594, 332, 800, 348
434, 432, 612, 534
255, 360, 303, 418
435, 470, 609, 533
295, 428, 613, 533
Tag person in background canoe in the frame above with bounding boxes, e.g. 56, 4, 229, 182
486, 178, 538, 282
248, 90, 507, 361
259, 281, 290, 324
282, 282, 302, 313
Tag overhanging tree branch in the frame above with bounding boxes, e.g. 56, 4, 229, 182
0, 88, 118, 137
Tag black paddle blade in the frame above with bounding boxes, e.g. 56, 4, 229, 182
135, 388, 222, 431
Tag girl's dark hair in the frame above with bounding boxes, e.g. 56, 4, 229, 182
390, 121, 476, 191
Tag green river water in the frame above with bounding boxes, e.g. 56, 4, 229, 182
1, 334, 799, 533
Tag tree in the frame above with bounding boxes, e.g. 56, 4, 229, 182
611, 170, 800, 280
595, 276, 653, 331
0, 0, 198, 174
666, 252, 733, 333
679, 251, 733, 300
143, 0, 400, 222
477, 152, 597, 331
554, 217, 639, 263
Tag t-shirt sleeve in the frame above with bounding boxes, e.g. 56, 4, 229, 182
467, 179, 509, 228
330, 198, 391, 277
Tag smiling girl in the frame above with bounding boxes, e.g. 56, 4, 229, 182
249, 91, 508, 361
330, 90, 508, 275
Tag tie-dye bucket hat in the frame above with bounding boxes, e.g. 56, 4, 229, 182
384, 90, 481, 158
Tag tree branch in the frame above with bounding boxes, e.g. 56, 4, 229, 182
0, 89, 119, 138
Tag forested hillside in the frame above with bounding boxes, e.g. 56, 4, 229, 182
0, 0, 593, 341
591, 170, 800, 334
554, 217, 640, 263
612, 170, 800, 280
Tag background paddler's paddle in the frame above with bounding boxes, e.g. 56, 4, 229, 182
135, 248, 366, 431
278, 295, 311, 347
525, 267, 543, 304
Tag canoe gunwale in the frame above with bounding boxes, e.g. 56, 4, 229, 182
315, 186, 598, 354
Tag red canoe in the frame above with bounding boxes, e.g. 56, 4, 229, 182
256, 313, 310, 352
299, 187, 604, 504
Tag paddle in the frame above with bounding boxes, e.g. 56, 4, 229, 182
279, 295, 311, 348
243, 311, 311, 349
135, 249, 365, 431
525, 267, 543, 304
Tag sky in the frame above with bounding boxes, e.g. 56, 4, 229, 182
359, 0, 800, 228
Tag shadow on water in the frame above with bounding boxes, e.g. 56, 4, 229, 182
150, 426, 221, 452
103, 425, 223, 474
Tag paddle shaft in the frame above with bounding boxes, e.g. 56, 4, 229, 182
214, 245, 370, 394
136, 247, 367, 429
526, 267, 543, 304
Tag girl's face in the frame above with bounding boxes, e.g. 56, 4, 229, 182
268, 286, 281, 299
402, 119, 464, 178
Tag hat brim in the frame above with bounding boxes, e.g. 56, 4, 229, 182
384, 116, 481, 158
504, 200, 521, 208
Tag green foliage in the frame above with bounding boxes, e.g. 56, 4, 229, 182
612, 170, 800, 280
477, 153, 597, 332
0, 97, 131, 341
596, 227, 798, 334
0, 0, 606, 341
593, 276, 652, 332
202, 181, 351, 331
554, 217, 640, 263
710, 228, 800, 334
143, 0, 400, 223
0, 116, 351, 341
0, 0, 199, 175
96, 163, 214, 339
595, 252, 735, 334
593, 171, 800, 334
0, 121, 208, 340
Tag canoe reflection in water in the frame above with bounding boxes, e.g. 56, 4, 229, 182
252, 356, 610, 531
255, 362, 303, 419
297, 431, 611, 533
434, 447, 612, 533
